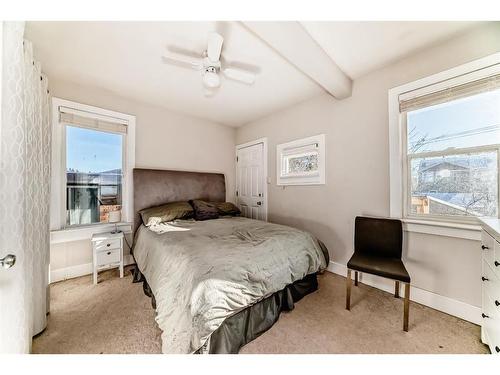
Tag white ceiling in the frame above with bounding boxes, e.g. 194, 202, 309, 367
26, 21, 479, 127
301, 21, 478, 79
25, 21, 322, 127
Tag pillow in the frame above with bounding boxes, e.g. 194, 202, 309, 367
189, 200, 219, 221
139, 201, 194, 227
214, 202, 241, 216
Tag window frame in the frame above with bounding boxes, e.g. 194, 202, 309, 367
50, 98, 136, 232
389, 52, 500, 238
63, 123, 125, 227
276, 134, 326, 186
402, 110, 500, 224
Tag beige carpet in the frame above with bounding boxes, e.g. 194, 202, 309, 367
32, 266, 489, 354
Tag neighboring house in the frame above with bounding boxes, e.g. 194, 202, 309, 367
412, 155, 497, 216
418, 161, 468, 186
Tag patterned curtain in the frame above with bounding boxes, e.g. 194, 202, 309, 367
0, 21, 51, 353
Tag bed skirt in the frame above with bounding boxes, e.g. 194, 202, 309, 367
131, 267, 319, 354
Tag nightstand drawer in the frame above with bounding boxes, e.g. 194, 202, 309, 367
96, 248, 121, 266
94, 238, 121, 252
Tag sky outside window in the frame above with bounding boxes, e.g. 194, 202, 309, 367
407, 89, 500, 153
66, 126, 122, 173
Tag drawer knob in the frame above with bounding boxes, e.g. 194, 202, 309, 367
482, 313, 490, 319
107, 243, 111, 247
107, 251, 111, 255
482, 276, 489, 282
482, 245, 489, 250
496, 300, 500, 307
496, 346, 500, 353
495, 261, 500, 267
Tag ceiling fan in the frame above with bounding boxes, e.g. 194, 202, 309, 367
162, 31, 260, 97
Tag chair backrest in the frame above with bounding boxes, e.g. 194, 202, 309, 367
354, 216, 403, 258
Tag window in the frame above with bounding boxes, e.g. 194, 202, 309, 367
402, 75, 500, 222
277, 134, 325, 185
50, 98, 135, 231
66, 126, 123, 226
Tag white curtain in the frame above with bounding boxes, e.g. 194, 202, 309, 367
0, 21, 51, 353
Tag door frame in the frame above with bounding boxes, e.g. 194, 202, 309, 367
235, 138, 268, 221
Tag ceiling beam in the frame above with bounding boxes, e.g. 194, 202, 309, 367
242, 21, 352, 99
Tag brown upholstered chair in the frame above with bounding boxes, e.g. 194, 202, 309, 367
346, 216, 411, 331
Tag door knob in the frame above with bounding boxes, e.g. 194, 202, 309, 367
257, 201, 262, 206
0, 254, 16, 269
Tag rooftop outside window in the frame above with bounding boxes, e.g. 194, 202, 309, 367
65, 126, 123, 226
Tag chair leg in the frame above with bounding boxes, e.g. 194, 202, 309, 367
354, 271, 358, 286
403, 283, 410, 332
394, 281, 400, 298
346, 269, 352, 310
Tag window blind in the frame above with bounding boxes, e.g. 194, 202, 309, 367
59, 106, 128, 134
399, 73, 500, 113
281, 142, 319, 157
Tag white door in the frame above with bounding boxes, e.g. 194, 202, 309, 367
236, 141, 266, 220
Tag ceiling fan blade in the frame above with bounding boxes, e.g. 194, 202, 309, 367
221, 57, 261, 74
167, 45, 204, 59
161, 55, 202, 70
223, 67, 256, 85
207, 32, 223, 63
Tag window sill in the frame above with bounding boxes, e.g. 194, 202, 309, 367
50, 222, 132, 244
402, 218, 481, 241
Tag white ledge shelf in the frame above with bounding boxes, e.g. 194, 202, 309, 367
403, 219, 481, 241
477, 217, 500, 242
51, 222, 132, 244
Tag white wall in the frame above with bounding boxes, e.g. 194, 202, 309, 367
236, 23, 500, 310
49, 78, 236, 280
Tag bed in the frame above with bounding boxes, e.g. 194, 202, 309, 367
131, 168, 329, 354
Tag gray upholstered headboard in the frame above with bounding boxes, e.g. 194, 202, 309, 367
133, 168, 226, 234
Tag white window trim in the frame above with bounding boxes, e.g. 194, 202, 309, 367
50, 98, 136, 241
276, 134, 326, 186
388, 52, 500, 240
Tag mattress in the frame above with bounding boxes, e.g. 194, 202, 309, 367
132, 216, 328, 354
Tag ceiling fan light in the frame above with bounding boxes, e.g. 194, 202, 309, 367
203, 69, 220, 88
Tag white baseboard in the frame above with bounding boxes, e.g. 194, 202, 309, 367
327, 261, 481, 325
50, 254, 135, 283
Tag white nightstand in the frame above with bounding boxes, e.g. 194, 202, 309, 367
91, 231, 124, 285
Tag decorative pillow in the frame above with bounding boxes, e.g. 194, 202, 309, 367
189, 200, 219, 221
214, 202, 241, 216
139, 201, 194, 227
